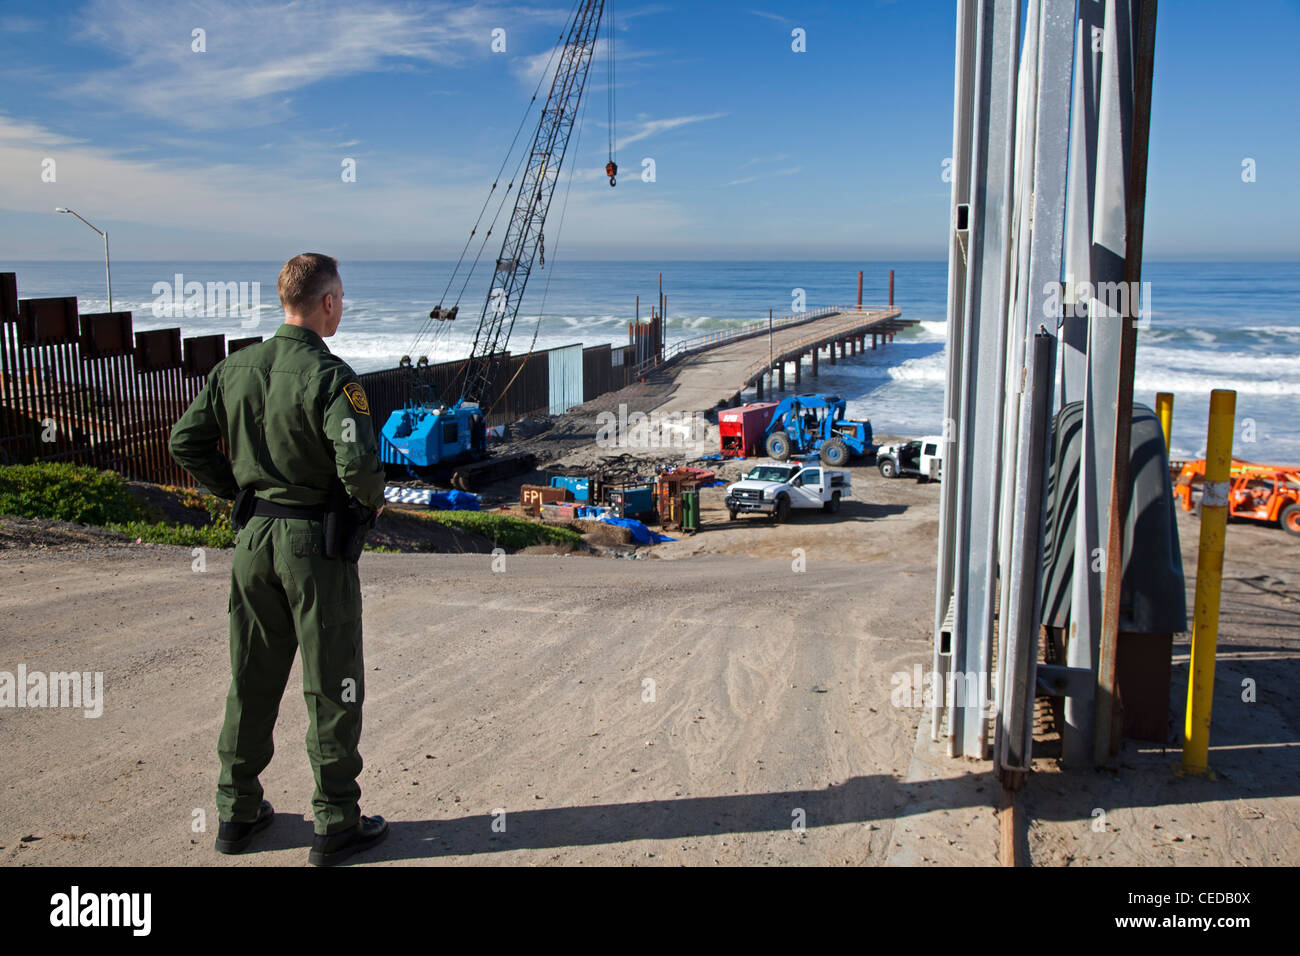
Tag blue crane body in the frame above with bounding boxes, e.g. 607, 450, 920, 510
761, 393, 876, 467
379, 393, 486, 471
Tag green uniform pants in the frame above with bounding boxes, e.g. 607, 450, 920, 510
217, 515, 365, 835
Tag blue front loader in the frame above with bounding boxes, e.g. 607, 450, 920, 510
761, 393, 875, 467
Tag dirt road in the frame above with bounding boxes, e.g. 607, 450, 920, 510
0, 473, 982, 865
1, 467, 1295, 867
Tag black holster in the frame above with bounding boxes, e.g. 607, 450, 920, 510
231, 488, 257, 531
323, 479, 377, 562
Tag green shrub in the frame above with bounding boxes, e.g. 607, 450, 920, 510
106, 520, 237, 549
155, 484, 232, 529
410, 509, 582, 549
0, 463, 147, 525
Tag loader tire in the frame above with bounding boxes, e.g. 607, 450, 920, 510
822, 438, 850, 467
766, 431, 791, 461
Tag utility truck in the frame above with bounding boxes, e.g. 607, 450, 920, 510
724, 460, 851, 523
876, 436, 943, 481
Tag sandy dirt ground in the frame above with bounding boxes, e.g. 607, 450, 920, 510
2, 457, 1294, 867
0, 470, 992, 867
1019, 508, 1300, 866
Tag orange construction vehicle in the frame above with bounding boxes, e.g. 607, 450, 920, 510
1173, 458, 1300, 537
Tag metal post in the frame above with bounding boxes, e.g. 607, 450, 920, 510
999, 330, 1057, 775
1182, 389, 1235, 774
660, 296, 667, 360
934, 0, 980, 745
1059, 0, 1105, 403
1095, 0, 1158, 765
945, 0, 1021, 758
103, 232, 113, 312
1064, 0, 1138, 768
1156, 391, 1173, 454
996, 0, 1074, 779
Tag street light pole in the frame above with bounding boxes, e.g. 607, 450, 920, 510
54, 208, 112, 312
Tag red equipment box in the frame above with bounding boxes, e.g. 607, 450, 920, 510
718, 402, 777, 458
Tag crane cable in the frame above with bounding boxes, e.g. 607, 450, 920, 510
404, 0, 582, 360
605, 0, 617, 186
486, 80, 592, 416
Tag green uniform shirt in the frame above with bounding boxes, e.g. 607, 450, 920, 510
169, 323, 386, 511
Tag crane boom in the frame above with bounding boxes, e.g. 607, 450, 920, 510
459, 0, 606, 405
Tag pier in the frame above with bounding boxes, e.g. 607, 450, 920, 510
640, 305, 913, 415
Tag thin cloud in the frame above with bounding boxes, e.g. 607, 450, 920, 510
0, 113, 697, 258
725, 166, 803, 186
70, 0, 547, 129
740, 153, 790, 168
616, 112, 727, 151
748, 10, 792, 24
510, 39, 657, 91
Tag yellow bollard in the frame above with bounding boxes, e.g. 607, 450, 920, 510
1182, 389, 1236, 774
1156, 392, 1173, 455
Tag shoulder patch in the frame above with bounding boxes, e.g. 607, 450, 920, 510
343, 382, 370, 415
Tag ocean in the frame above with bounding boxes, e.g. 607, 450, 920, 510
6, 259, 1298, 462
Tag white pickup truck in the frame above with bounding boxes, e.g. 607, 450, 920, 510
724, 461, 851, 522
876, 436, 943, 481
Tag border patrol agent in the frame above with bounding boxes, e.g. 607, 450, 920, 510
169, 253, 389, 866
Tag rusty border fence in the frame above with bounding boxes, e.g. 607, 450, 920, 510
0, 272, 636, 487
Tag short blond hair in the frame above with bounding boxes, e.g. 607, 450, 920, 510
277, 253, 340, 313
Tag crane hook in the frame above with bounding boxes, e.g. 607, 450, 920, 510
605, 160, 618, 187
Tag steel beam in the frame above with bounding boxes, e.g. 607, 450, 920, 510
933, 0, 980, 744
936, 0, 1022, 758
996, 0, 1075, 775
1095, 0, 1158, 764
1064, 0, 1140, 767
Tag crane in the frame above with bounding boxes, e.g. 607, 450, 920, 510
380, 0, 613, 489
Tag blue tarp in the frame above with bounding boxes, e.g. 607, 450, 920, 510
429, 490, 480, 511
599, 516, 675, 544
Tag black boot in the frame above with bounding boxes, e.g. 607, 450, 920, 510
215, 800, 275, 854
308, 815, 389, 867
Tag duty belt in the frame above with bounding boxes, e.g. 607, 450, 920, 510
251, 498, 327, 521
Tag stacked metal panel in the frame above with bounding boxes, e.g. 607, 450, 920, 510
932, 0, 1156, 769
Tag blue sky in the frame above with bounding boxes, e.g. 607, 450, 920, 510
1, 0, 1297, 261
